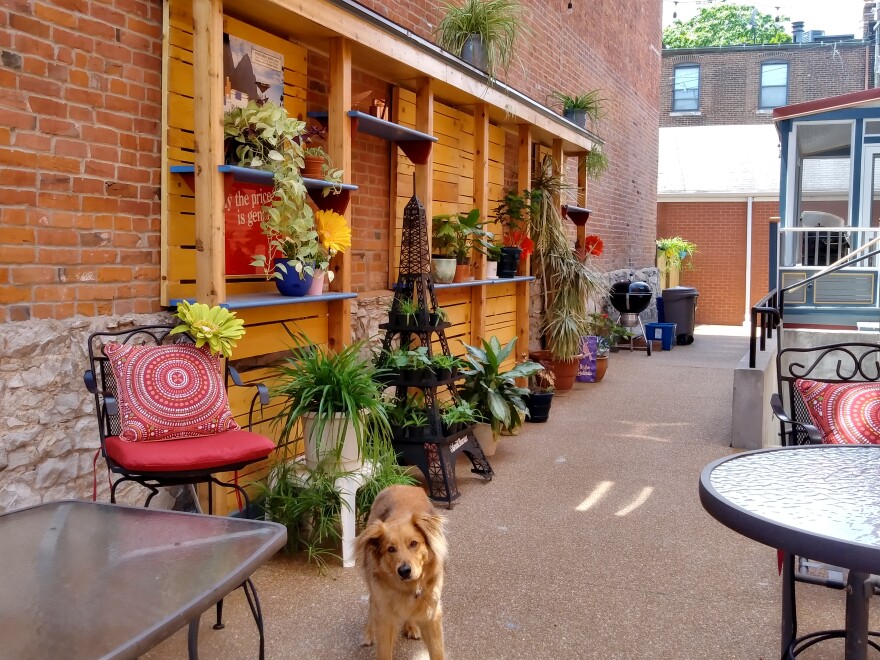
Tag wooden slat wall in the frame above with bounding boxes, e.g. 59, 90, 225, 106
164, 0, 323, 514
163, 0, 308, 306
391, 89, 506, 282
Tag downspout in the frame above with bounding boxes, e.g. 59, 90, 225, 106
744, 196, 753, 325
875, 5, 879, 88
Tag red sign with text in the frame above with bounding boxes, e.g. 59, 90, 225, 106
224, 180, 273, 276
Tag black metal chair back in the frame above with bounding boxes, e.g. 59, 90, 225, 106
775, 342, 880, 446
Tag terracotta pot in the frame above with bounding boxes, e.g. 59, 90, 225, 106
302, 156, 324, 179
593, 356, 608, 382
453, 263, 471, 283
550, 358, 580, 391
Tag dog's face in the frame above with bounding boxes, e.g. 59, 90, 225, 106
358, 513, 446, 582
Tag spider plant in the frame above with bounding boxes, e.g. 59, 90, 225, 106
529, 156, 607, 361
550, 90, 605, 124
435, 0, 524, 81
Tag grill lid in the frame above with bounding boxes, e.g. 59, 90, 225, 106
609, 281, 652, 314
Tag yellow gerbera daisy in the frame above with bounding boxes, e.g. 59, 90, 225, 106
314, 210, 352, 256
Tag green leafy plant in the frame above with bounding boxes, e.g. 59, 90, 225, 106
398, 298, 420, 326
432, 209, 494, 264
459, 336, 544, 434
271, 328, 392, 467
486, 241, 502, 262
434, 0, 525, 81
440, 399, 479, 432
432, 353, 461, 372
588, 312, 634, 356
663, 4, 791, 48
550, 90, 604, 124
656, 236, 698, 274
582, 146, 609, 181
223, 101, 321, 281
494, 189, 534, 232
355, 444, 418, 526
170, 301, 245, 358
431, 306, 449, 326
530, 157, 608, 361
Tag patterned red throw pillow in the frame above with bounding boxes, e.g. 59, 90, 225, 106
103, 342, 240, 442
794, 379, 880, 445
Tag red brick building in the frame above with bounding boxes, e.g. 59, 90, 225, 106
658, 24, 875, 326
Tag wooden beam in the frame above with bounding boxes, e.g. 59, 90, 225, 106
159, 0, 171, 307
415, 78, 434, 254
471, 103, 489, 345
516, 123, 532, 363
576, 153, 588, 257
388, 85, 402, 288
551, 139, 564, 213
192, 0, 225, 306
328, 37, 352, 348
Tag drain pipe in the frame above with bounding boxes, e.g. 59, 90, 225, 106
744, 196, 754, 325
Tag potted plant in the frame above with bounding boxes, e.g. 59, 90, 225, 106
431, 353, 461, 380
224, 101, 348, 296
550, 90, 604, 130
494, 189, 536, 277
298, 124, 344, 183
486, 241, 501, 279
272, 330, 392, 472
583, 145, 609, 181
435, 0, 524, 81
440, 399, 479, 435
529, 157, 608, 390
656, 236, 697, 288
458, 336, 543, 456
432, 209, 493, 283
523, 368, 554, 423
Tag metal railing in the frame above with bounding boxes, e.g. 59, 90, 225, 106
748, 234, 880, 368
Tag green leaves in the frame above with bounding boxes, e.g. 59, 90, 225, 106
663, 4, 791, 48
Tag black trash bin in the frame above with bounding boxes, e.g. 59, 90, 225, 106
661, 286, 699, 345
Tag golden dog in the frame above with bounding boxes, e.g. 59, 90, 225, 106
355, 485, 447, 660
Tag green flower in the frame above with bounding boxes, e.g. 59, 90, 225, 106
170, 301, 246, 358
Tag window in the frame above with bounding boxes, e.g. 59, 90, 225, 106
760, 61, 789, 109
672, 64, 700, 112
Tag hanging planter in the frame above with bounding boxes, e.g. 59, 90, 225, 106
461, 33, 489, 70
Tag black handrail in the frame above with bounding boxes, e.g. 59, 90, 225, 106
748, 242, 880, 368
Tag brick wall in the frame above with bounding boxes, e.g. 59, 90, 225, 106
355, 0, 664, 271
0, 0, 164, 323
657, 200, 775, 326
660, 43, 870, 127
1, 0, 662, 318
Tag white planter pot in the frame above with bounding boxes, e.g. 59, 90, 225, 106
432, 257, 457, 284
301, 412, 363, 472
472, 422, 499, 457
486, 261, 498, 279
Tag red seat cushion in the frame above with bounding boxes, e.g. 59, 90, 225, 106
103, 342, 240, 442
795, 379, 880, 445
104, 430, 275, 473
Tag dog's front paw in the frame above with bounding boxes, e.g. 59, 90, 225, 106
402, 622, 421, 640
361, 631, 375, 647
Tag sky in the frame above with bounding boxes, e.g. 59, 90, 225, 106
662, 0, 869, 39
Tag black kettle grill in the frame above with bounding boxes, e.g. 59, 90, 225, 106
607, 281, 653, 355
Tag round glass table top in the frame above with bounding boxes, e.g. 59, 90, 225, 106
701, 445, 880, 573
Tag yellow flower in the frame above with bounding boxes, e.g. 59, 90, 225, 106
314, 210, 351, 257
170, 301, 246, 359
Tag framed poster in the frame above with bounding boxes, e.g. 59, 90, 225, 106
223, 34, 284, 110
223, 179, 273, 277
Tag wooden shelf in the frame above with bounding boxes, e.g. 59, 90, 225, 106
434, 275, 535, 290
169, 292, 357, 310
170, 165, 357, 213
561, 205, 592, 226
347, 111, 437, 164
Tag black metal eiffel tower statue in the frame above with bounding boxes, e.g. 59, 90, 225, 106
379, 183, 493, 507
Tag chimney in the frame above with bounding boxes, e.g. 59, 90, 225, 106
792, 20, 805, 43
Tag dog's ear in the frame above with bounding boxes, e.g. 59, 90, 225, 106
355, 521, 386, 560
412, 512, 447, 564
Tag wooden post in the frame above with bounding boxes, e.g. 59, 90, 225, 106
388, 86, 402, 288
551, 139, 564, 212
192, 0, 225, 306
328, 37, 352, 349
516, 124, 532, 364
471, 103, 489, 345
576, 152, 588, 255
416, 78, 434, 254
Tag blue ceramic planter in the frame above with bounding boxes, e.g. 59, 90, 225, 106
274, 259, 314, 297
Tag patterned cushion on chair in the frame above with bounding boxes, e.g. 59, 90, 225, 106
103, 342, 240, 442
794, 379, 880, 445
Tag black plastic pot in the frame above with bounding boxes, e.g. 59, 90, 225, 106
497, 246, 522, 278
525, 391, 554, 423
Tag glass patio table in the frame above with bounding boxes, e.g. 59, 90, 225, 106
0, 500, 287, 660
699, 445, 880, 659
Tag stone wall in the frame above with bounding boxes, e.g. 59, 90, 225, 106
0, 313, 173, 512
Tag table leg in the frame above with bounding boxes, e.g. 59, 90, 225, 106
187, 615, 200, 660
845, 570, 871, 660
781, 552, 796, 657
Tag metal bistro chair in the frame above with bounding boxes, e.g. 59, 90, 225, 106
83, 324, 275, 658
771, 341, 880, 656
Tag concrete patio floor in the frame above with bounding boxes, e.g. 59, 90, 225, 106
149, 328, 852, 659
